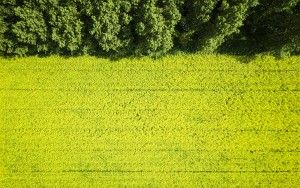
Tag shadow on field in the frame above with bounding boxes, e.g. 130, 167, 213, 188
0, 43, 282, 64
231, 55, 258, 64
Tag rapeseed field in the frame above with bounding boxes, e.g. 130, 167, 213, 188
1, 54, 299, 187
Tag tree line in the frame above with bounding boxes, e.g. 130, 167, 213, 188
0, 0, 299, 57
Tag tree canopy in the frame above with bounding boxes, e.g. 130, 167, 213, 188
0, 0, 299, 56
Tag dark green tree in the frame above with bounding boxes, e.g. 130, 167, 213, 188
0, 0, 19, 55
49, 2, 83, 54
244, 0, 300, 56
0, 13, 7, 55
0, 0, 299, 57
176, 0, 218, 48
199, 0, 259, 53
89, 0, 132, 54
133, 0, 181, 56
177, 0, 258, 53
12, 5, 48, 55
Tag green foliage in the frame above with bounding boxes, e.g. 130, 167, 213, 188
0, 0, 18, 55
90, 0, 132, 53
176, 0, 218, 47
244, 0, 300, 56
50, 4, 83, 54
0, 15, 7, 55
12, 6, 48, 55
134, 0, 181, 56
177, 0, 259, 52
0, 0, 299, 56
261, 0, 299, 13
199, 0, 259, 53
